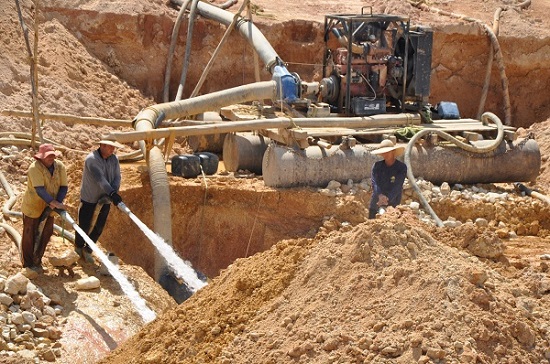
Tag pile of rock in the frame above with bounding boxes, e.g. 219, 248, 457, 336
0, 272, 64, 362
319, 177, 544, 233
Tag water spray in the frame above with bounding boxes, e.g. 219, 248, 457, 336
116, 202, 207, 293
55, 209, 156, 323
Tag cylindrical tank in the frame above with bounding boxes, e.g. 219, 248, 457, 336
223, 133, 270, 175
263, 144, 379, 188
262, 137, 540, 188
409, 138, 540, 184
188, 112, 226, 153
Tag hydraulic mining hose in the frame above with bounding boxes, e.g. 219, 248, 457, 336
135, 81, 276, 126
175, 0, 200, 101
190, 0, 251, 98
164, 0, 192, 102
0, 170, 74, 245
0, 133, 141, 161
403, 111, 505, 227
406, 1, 531, 126
514, 183, 550, 206
0, 170, 21, 245
195, 1, 281, 72
477, 0, 531, 120
0, 110, 132, 128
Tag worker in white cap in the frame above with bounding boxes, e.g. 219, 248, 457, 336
74, 139, 124, 263
368, 139, 407, 219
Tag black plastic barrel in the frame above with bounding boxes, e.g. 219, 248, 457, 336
171, 154, 201, 178
194, 152, 219, 175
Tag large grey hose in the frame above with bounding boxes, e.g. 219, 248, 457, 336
190, 0, 250, 98
403, 112, 505, 227
476, 0, 531, 120
164, 0, 191, 102
175, 0, 200, 101
196, 1, 281, 72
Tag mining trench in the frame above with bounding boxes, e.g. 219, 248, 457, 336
39, 4, 550, 282
95, 164, 550, 281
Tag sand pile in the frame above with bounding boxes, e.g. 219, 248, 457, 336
101, 210, 550, 363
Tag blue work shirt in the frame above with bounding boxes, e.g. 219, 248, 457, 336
369, 159, 407, 210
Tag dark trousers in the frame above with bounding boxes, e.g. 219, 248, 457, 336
75, 201, 111, 252
21, 214, 54, 267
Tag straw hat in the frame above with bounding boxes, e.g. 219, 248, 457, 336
34, 144, 61, 160
371, 139, 405, 157
99, 140, 125, 149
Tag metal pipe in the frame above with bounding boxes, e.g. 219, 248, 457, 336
0, 110, 132, 127
111, 111, 420, 143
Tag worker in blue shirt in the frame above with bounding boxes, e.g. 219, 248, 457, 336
369, 139, 407, 219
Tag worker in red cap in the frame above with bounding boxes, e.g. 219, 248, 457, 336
74, 139, 124, 263
20, 144, 68, 273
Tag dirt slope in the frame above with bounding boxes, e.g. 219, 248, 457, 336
0, 0, 550, 363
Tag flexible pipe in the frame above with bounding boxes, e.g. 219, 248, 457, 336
147, 146, 172, 281
0, 110, 132, 127
476, 0, 531, 120
196, 1, 281, 72
175, 0, 199, 101
407, 1, 531, 126
190, 0, 250, 98
403, 112, 504, 227
0, 133, 140, 160
164, 0, 191, 102
0, 168, 77, 243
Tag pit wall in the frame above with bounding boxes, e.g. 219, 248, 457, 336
43, 7, 550, 126
98, 182, 550, 279
102, 183, 370, 278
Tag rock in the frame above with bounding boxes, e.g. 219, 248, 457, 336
49, 250, 80, 268
4, 273, 30, 295
75, 277, 101, 290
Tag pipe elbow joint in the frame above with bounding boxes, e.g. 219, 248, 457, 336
133, 107, 161, 130
272, 65, 299, 103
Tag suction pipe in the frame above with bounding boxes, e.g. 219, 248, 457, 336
130, 0, 291, 283
195, 1, 281, 72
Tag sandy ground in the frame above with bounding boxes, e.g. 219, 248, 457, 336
1, 0, 550, 363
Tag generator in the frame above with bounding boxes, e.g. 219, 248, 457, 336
319, 8, 433, 116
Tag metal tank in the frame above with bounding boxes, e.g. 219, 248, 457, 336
409, 138, 540, 185
223, 133, 271, 175
262, 137, 540, 188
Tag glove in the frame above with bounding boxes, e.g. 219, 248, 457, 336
98, 195, 112, 205
109, 191, 123, 206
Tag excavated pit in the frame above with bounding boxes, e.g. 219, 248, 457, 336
96, 167, 550, 283
38, 5, 550, 284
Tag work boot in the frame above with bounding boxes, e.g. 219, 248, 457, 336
82, 251, 94, 264
32, 265, 45, 274
75, 246, 94, 264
